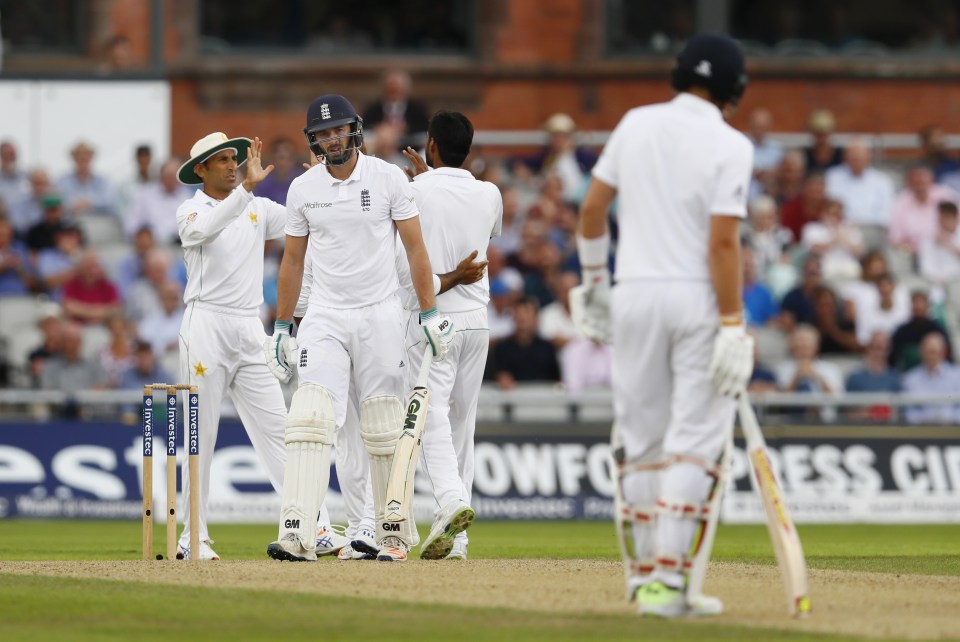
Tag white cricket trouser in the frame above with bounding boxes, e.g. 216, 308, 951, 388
612, 281, 734, 578
404, 307, 488, 538
336, 381, 374, 537
178, 303, 287, 547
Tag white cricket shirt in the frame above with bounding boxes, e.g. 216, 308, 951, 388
592, 93, 753, 282
396, 167, 503, 312
286, 153, 419, 309
176, 185, 286, 311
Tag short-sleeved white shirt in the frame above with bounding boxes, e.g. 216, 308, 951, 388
592, 93, 753, 282
286, 153, 419, 309
176, 186, 286, 311
396, 167, 503, 312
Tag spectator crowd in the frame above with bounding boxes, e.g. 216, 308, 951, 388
2, 89, 960, 423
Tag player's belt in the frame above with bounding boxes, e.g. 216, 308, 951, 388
192, 300, 260, 317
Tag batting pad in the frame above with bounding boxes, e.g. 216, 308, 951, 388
278, 385, 335, 549
360, 396, 404, 544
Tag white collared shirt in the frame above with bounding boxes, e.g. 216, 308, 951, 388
825, 165, 895, 227
395, 167, 503, 312
592, 93, 753, 282
286, 152, 419, 309
176, 185, 286, 310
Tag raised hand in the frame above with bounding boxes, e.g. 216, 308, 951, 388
402, 146, 429, 180
242, 137, 275, 192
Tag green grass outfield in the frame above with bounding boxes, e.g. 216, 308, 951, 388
1, 521, 958, 642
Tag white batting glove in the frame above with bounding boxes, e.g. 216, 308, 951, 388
569, 267, 612, 343
708, 321, 754, 397
263, 320, 298, 383
421, 308, 453, 361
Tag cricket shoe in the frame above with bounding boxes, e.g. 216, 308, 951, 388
176, 539, 220, 561
266, 533, 317, 562
340, 529, 378, 561
316, 525, 351, 557
635, 581, 723, 618
377, 536, 409, 562
445, 539, 468, 560
420, 501, 475, 560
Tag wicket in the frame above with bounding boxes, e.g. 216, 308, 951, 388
142, 384, 199, 561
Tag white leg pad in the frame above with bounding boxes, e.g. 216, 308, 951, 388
360, 396, 404, 545
278, 384, 335, 550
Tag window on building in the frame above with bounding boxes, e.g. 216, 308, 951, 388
0, 0, 86, 54
605, 0, 697, 55
198, 0, 475, 55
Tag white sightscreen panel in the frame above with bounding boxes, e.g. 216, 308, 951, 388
0, 80, 170, 179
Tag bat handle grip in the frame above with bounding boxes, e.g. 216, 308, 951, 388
415, 343, 433, 389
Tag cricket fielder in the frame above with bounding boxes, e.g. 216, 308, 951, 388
264, 94, 453, 563
573, 33, 755, 616
396, 111, 502, 560
175, 134, 347, 560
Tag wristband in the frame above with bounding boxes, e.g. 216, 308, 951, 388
274, 320, 292, 334
719, 312, 744, 327
576, 233, 610, 269
420, 307, 438, 323
432, 274, 442, 295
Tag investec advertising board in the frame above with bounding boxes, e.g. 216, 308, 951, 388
1, 421, 958, 523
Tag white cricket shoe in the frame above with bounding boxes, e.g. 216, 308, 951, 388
445, 539, 468, 560
315, 525, 351, 557
266, 533, 317, 562
339, 528, 378, 560
176, 539, 220, 561
420, 501, 475, 560
376, 535, 409, 562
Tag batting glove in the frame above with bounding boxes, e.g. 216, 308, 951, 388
421, 307, 454, 362
708, 322, 754, 397
569, 267, 612, 343
263, 320, 298, 383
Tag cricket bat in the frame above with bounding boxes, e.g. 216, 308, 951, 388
738, 394, 812, 617
384, 344, 433, 523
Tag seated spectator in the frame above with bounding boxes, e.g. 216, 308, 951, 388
35, 224, 84, 298
780, 254, 822, 331
99, 313, 135, 387
8, 168, 52, 236
25, 193, 68, 251
561, 338, 612, 394
769, 149, 806, 204
776, 325, 845, 421
487, 245, 524, 293
0, 213, 35, 295
40, 321, 108, 391
523, 241, 562, 308
919, 201, 960, 284
362, 69, 430, 150
747, 107, 784, 198
825, 138, 894, 229
780, 172, 828, 240
812, 285, 860, 354
116, 144, 153, 219
804, 109, 844, 172
489, 186, 524, 258
539, 271, 581, 349
888, 164, 958, 255
747, 335, 779, 394
115, 226, 156, 298
57, 141, 116, 217
138, 281, 183, 357
124, 159, 190, 243
487, 277, 517, 342
118, 340, 173, 390
918, 124, 960, 182
742, 245, 778, 327
890, 290, 953, 371
846, 331, 901, 421
854, 273, 911, 346
126, 248, 172, 322
902, 333, 960, 424
0, 140, 28, 219
801, 199, 863, 281
255, 137, 303, 205
490, 297, 560, 389
841, 250, 910, 323
61, 250, 121, 325
27, 303, 64, 388
746, 194, 794, 282
523, 113, 597, 203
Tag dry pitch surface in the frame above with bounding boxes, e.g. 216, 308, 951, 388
1, 559, 957, 641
